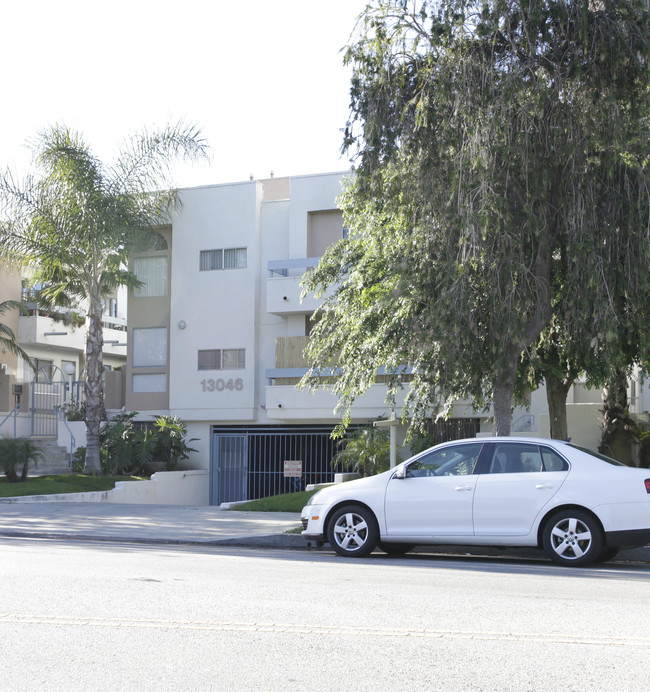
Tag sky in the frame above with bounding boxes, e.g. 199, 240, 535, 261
0, 0, 370, 189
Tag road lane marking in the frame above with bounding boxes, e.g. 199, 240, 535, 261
1, 613, 648, 648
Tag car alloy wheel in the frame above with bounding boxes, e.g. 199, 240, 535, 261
327, 504, 378, 557
542, 510, 603, 567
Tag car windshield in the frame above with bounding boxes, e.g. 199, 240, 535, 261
569, 444, 626, 466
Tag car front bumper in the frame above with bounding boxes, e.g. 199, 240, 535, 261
300, 504, 327, 541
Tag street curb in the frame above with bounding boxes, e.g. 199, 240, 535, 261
0, 530, 308, 548
1, 528, 648, 563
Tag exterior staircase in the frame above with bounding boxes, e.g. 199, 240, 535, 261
29, 438, 73, 475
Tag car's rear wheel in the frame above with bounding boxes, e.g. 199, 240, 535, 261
542, 510, 603, 567
327, 504, 378, 557
379, 542, 416, 555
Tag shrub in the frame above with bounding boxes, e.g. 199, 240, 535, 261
57, 400, 86, 422
331, 425, 397, 478
0, 437, 45, 482
99, 412, 197, 476
72, 446, 87, 473
150, 416, 198, 471
100, 411, 145, 475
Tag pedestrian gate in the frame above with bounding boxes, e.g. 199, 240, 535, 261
31, 369, 66, 437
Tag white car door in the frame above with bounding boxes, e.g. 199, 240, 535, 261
473, 442, 569, 536
384, 442, 484, 538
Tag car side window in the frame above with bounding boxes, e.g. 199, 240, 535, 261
488, 444, 569, 473
489, 444, 542, 473
540, 447, 569, 472
406, 443, 483, 478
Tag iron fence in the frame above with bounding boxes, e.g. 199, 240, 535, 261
210, 426, 357, 506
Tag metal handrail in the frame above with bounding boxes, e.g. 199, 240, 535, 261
0, 403, 21, 438
512, 414, 535, 433
56, 408, 77, 468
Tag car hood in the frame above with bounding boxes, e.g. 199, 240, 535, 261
314, 468, 395, 502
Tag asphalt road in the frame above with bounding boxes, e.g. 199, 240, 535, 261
2, 537, 649, 691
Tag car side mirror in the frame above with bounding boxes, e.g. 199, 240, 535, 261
393, 467, 406, 480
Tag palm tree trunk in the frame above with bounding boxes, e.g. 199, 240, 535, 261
83, 293, 106, 473
599, 368, 635, 465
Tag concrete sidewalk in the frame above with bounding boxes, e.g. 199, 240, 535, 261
0, 501, 648, 563
0, 502, 304, 547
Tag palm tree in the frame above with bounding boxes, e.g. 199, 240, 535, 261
0, 121, 209, 472
0, 299, 31, 364
331, 425, 396, 478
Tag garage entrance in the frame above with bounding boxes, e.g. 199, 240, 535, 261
209, 426, 353, 506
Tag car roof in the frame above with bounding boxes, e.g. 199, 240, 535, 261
439, 436, 570, 446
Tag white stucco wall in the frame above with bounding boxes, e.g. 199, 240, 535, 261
168, 182, 261, 419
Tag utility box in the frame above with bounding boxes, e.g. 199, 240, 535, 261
0, 374, 28, 412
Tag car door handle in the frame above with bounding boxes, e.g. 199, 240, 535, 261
455, 485, 473, 492
536, 483, 554, 490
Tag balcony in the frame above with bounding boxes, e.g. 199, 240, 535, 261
264, 336, 416, 419
18, 314, 127, 356
266, 258, 331, 315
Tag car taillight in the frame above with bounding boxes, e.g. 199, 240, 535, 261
645, 479, 650, 494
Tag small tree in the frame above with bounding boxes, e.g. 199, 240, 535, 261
0, 122, 209, 473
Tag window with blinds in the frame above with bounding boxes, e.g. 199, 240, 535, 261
198, 348, 245, 370
200, 247, 247, 271
133, 256, 169, 297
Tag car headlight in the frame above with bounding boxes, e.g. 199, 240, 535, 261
305, 490, 322, 506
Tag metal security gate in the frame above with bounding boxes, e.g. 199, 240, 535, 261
210, 435, 248, 505
210, 426, 356, 506
31, 370, 66, 437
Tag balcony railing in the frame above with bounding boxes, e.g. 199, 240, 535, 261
267, 257, 321, 277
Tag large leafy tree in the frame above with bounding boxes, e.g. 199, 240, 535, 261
303, 0, 650, 436
0, 122, 209, 472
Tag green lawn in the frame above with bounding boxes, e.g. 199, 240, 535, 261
0, 475, 144, 498
229, 489, 319, 513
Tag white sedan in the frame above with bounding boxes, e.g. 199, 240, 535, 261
301, 437, 650, 566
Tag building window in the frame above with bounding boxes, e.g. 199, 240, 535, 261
200, 248, 247, 271
132, 373, 167, 393
34, 359, 54, 382
133, 256, 169, 297
132, 327, 167, 368
224, 248, 247, 268
198, 348, 245, 370
103, 297, 117, 317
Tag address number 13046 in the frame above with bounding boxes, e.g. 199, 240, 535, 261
201, 378, 244, 392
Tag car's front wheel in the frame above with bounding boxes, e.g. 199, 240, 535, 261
542, 510, 603, 567
327, 504, 378, 557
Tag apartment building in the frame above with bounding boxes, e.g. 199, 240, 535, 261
125, 172, 422, 503
0, 261, 127, 435
126, 171, 650, 504
4, 171, 645, 503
